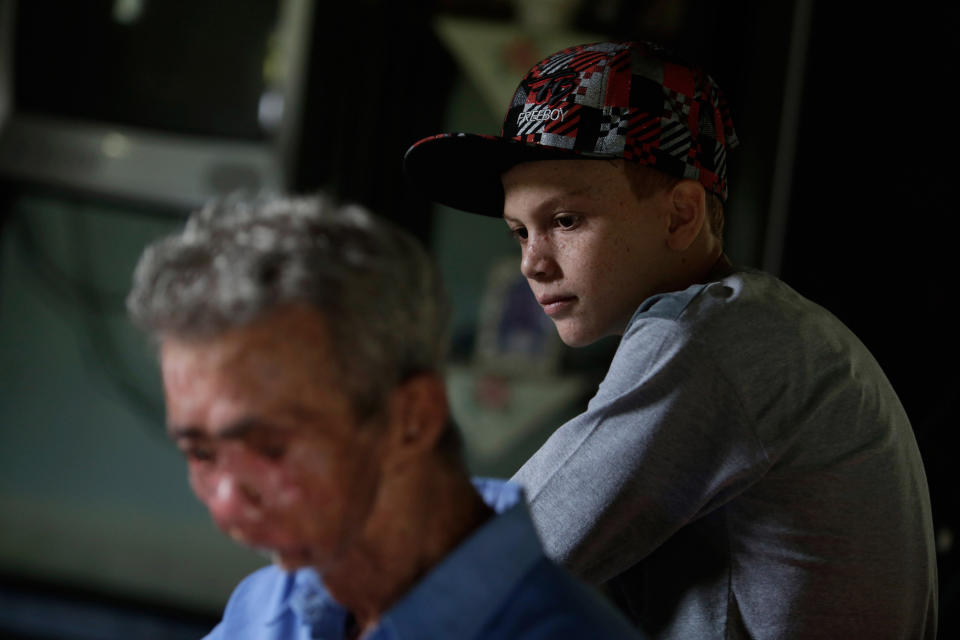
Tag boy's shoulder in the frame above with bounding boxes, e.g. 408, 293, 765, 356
619, 268, 856, 382
631, 268, 825, 332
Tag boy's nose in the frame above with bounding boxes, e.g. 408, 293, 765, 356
521, 239, 558, 281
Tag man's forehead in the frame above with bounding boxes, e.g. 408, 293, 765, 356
159, 308, 357, 440
161, 307, 332, 374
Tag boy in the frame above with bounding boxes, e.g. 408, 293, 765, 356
404, 41, 937, 639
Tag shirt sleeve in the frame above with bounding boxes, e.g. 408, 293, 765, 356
512, 316, 770, 584
202, 622, 225, 640
204, 565, 293, 639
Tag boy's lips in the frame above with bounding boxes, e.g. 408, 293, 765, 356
537, 294, 577, 316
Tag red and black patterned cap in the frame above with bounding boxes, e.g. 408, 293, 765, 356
404, 41, 739, 217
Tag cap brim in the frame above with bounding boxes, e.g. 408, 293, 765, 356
403, 133, 579, 218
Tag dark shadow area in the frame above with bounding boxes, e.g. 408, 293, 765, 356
781, 3, 959, 635
0, 574, 218, 640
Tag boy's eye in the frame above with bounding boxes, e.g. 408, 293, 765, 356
554, 214, 578, 229
510, 226, 528, 241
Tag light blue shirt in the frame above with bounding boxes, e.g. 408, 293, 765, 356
204, 479, 641, 639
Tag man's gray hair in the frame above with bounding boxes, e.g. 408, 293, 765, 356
127, 193, 450, 417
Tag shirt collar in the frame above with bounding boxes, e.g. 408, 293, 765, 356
263, 567, 331, 627
283, 570, 348, 637
380, 479, 543, 638
267, 479, 540, 639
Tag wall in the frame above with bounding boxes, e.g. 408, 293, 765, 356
0, 195, 265, 613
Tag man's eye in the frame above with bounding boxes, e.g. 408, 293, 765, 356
510, 226, 528, 241
555, 214, 578, 229
183, 447, 215, 463
259, 444, 287, 461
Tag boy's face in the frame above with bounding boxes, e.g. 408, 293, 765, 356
502, 159, 674, 347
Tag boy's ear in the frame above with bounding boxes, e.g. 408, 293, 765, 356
666, 180, 706, 251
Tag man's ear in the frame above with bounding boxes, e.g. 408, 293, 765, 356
666, 180, 706, 251
385, 373, 449, 459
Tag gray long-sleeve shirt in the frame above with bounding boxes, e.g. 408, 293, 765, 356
513, 269, 937, 639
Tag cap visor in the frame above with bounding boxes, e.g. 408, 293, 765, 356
403, 133, 578, 218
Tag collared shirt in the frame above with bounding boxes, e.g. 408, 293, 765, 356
204, 479, 641, 639
513, 269, 937, 639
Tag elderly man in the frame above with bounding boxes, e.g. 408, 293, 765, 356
126, 194, 640, 639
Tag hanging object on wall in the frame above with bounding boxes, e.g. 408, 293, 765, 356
434, 0, 602, 118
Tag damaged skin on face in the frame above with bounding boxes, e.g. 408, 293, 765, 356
161, 304, 388, 572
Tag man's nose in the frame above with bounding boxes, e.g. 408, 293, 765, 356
520, 236, 558, 281
202, 470, 264, 526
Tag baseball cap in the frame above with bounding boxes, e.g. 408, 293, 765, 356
404, 40, 739, 217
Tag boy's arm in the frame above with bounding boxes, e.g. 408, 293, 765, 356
512, 318, 769, 584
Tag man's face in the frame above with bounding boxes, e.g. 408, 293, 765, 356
161, 305, 386, 571
502, 159, 673, 347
